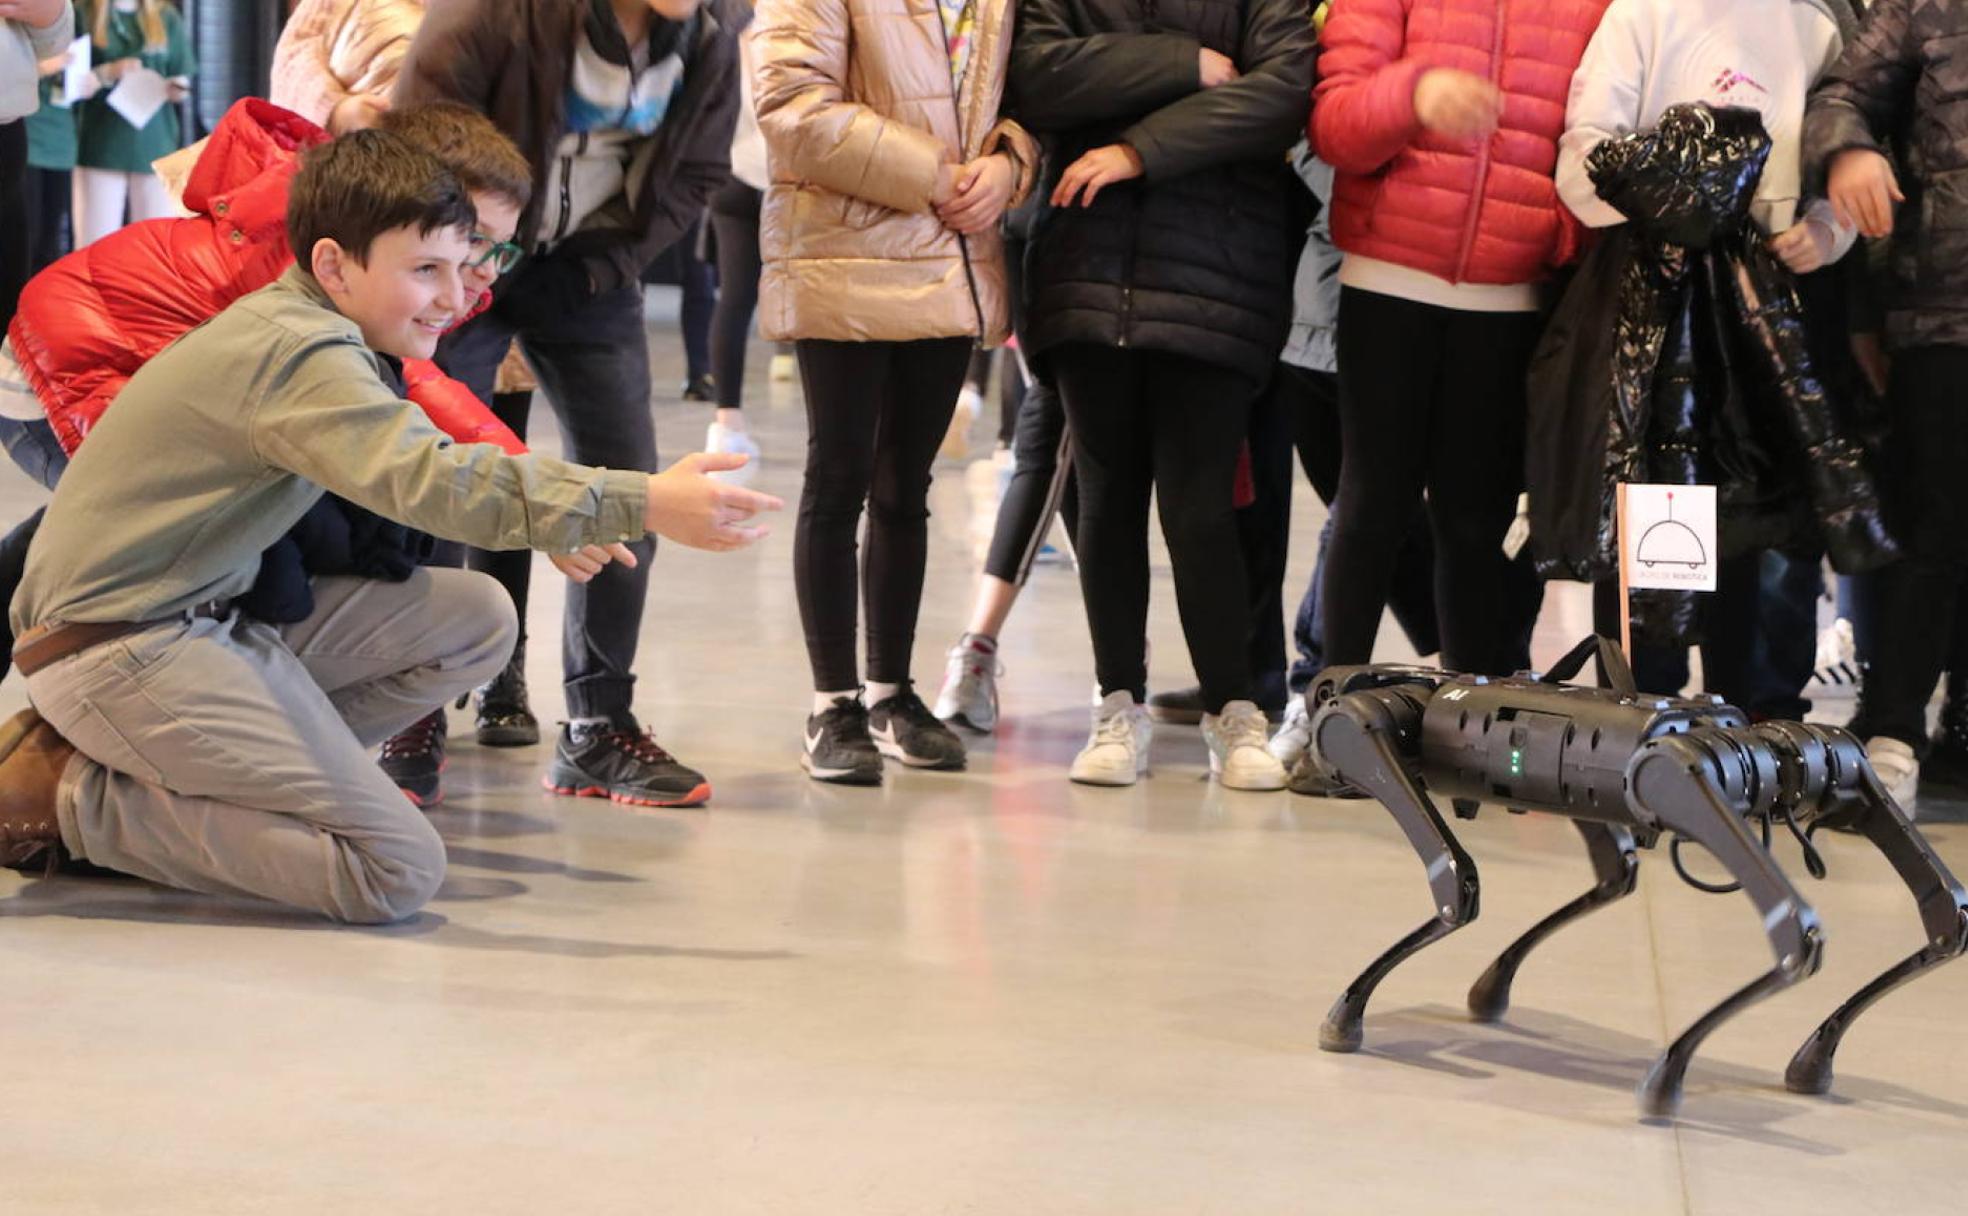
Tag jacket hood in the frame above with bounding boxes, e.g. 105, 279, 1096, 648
183, 99, 331, 220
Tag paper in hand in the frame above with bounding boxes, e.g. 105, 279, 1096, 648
107, 67, 172, 130
58, 35, 90, 107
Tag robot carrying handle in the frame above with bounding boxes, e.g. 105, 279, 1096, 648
1537, 634, 1638, 696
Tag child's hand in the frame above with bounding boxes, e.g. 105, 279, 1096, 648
1199, 48, 1240, 88
1051, 144, 1145, 208
1827, 148, 1904, 238
936, 154, 1015, 234
550, 543, 638, 584
642, 452, 784, 552
1414, 68, 1502, 143
329, 93, 391, 135
95, 57, 140, 85
1769, 219, 1834, 275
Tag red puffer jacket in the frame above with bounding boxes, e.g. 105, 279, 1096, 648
6, 98, 521, 457
1310, 0, 1609, 286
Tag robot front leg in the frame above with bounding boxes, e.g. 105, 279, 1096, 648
1785, 758, 1968, 1095
1468, 820, 1640, 1023
1312, 689, 1479, 1053
1627, 737, 1824, 1118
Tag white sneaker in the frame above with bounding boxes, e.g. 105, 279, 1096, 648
704, 421, 761, 486
939, 385, 983, 462
1866, 737, 1919, 815
1204, 700, 1288, 791
934, 634, 1002, 733
1268, 697, 1314, 767
769, 353, 797, 383
1070, 691, 1152, 786
1812, 618, 1862, 688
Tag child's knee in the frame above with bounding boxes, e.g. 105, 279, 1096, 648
341, 816, 446, 924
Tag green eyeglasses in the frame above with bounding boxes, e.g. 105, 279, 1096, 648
466, 236, 523, 275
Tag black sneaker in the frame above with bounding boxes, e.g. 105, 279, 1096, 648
473, 646, 540, 748
1927, 694, 1968, 790
681, 375, 715, 402
380, 709, 447, 808
1286, 748, 1367, 799
802, 696, 883, 785
868, 685, 966, 770
546, 715, 711, 808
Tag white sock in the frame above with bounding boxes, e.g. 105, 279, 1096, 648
866, 681, 901, 707
814, 689, 860, 715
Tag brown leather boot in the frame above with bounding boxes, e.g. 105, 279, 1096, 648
0, 707, 75, 874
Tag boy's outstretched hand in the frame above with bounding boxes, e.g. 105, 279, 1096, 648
642, 452, 784, 551
551, 543, 638, 583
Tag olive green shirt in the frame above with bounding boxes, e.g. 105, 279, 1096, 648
14, 266, 650, 632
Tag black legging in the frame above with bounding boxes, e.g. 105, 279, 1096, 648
23, 165, 70, 274
982, 368, 1077, 586
465, 389, 538, 656
708, 180, 762, 409
0, 120, 27, 333
794, 336, 973, 691
1051, 343, 1256, 713
1321, 287, 1543, 675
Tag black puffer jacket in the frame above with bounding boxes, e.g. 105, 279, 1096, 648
1008, 0, 1315, 384
1527, 104, 1896, 644
1805, 0, 1968, 352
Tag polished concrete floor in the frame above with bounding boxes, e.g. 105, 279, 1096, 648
2, 299, 1964, 1214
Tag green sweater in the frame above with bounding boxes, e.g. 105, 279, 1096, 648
26, 77, 78, 171
14, 267, 652, 633
73, 1, 195, 173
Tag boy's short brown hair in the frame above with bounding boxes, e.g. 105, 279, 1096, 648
287, 130, 478, 267
379, 102, 534, 212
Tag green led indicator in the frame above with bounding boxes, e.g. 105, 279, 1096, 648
1510, 749, 1523, 774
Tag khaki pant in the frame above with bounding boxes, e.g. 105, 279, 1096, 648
25, 569, 517, 923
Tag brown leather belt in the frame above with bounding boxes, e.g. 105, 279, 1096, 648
13, 601, 231, 678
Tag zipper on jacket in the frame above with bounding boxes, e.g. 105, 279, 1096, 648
551, 132, 586, 246
934, 0, 988, 338
1451, 9, 1506, 282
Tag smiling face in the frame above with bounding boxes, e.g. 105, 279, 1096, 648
310, 222, 474, 360
461, 190, 523, 306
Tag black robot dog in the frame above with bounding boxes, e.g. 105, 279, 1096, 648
1303, 637, 1968, 1118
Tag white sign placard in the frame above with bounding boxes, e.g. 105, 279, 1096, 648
1621, 483, 1717, 592
59, 35, 90, 107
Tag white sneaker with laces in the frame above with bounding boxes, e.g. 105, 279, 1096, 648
934, 636, 1003, 733
1865, 736, 1919, 815
1812, 618, 1861, 689
704, 421, 761, 486
1268, 696, 1314, 767
1204, 700, 1288, 791
1070, 691, 1152, 786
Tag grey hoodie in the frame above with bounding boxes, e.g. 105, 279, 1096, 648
2, 2, 73, 123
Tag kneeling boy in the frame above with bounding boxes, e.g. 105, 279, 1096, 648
0, 131, 778, 922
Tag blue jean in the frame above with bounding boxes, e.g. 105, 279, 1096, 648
0, 414, 68, 490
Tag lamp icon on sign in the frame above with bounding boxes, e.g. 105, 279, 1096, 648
1636, 491, 1709, 571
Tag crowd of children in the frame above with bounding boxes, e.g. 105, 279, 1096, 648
0, 0, 1962, 924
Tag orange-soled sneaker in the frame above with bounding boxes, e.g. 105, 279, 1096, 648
0, 708, 75, 875
545, 714, 711, 809
379, 709, 447, 809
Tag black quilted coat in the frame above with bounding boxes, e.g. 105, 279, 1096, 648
1805, 0, 1968, 352
1526, 104, 1897, 645
1007, 0, 1315, 385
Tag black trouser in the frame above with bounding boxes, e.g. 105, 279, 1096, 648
679, 215, 716, 383
1854, 345, 1968, 749
1591, 549, 1819, 720
1322, 288, 1543, 674
794, 336, 972, 691
438, 284, 658, 720
1052, 344, 1256, 713
982, 367, 1077, 586
0, 121, 27, 332
707, 181, 761, 408
23, 164, 70, 274
465, 389, 539, 659
1245, 363, 1445, 706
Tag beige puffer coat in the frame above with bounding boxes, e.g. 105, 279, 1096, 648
751, 0, 1038, 345
270, 0, 425, 130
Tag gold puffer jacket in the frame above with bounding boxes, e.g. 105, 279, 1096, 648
270, 0, 426, 130
751, 0, 1038, 345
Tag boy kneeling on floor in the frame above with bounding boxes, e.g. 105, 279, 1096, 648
0, 130, 780, 923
